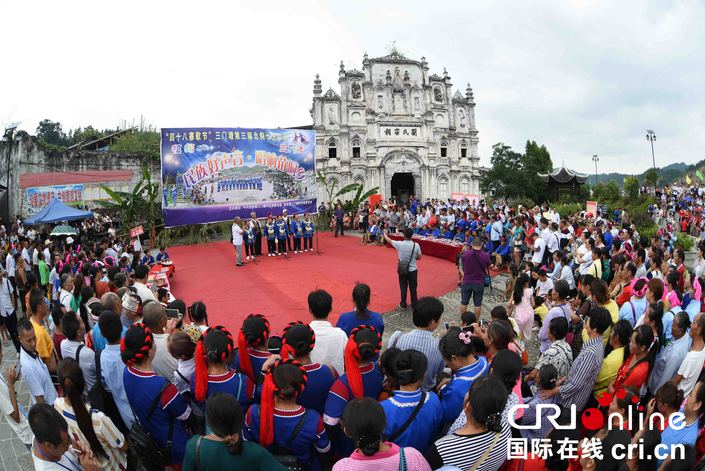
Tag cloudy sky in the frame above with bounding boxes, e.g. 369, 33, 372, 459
1, 0, 703, 174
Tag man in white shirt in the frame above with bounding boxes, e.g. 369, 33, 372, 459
18, 318, 57, 405
0, 270, 20, 352
0, 345, 33, 446
21, 239, 31, 270
43, 242, 51, 267
29, 403, 100, 470
5, 252, 16, 302
142, 303, 178, 381
131, 264, 157, 304
307, 289, 347, 375
59, 314, 97, 391
232, 217, 244, 267
546, 222, 561, 258
531, 233, 546, 265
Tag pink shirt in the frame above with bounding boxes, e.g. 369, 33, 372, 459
332, 442, 431, 471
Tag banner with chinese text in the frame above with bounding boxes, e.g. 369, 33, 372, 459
26, 184, 85, 215
450, 192, 481, 203
160, 128, 317, 227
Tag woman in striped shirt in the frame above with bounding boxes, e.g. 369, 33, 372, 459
425, 375, 511, 471
54, 358, 127, 471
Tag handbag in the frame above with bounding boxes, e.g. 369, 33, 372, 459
273, 410, 310, 470
128, 380, 174, 471
388, 392, 426, 442
397, 242, 417, 275
86, 349, 129, 434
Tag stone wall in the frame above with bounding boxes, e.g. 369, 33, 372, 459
0, 133, 160, 220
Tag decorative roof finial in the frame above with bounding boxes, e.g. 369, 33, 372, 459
339, 60, 345, 75
465, 83, 474, 104
313, 74, 322, 96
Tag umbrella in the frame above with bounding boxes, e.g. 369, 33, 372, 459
50, 225, 78, 236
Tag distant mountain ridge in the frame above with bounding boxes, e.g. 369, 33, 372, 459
590, 162, 700, 187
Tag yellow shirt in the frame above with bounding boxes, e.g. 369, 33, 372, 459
30, 318, 53, 362
582, 299, 619, 345
593, 346, 625, 398
534, 304, 549, 322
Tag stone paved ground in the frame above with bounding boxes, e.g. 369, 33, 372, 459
380, 270, 541, 367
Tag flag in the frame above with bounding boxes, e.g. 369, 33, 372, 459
686, 175, 692, 185
697, 170, 704, 181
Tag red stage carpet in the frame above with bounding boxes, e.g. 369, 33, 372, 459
167, 232, 459, 334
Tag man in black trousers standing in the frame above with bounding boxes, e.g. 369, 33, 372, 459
384, 228, 422, 309
249, 211, 263, 256
282, 209, 294, 251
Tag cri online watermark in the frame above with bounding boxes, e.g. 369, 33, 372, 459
506, 402, 687, 461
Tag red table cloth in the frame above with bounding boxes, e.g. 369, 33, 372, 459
147, 262, 175, 290
386, 234, 462, 263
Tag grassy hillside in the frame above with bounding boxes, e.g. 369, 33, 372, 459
592, 161, 701, 187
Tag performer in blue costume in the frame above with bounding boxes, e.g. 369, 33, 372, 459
264, 215, 277, 257
243, 223, 256, 260
275, 214, 289, 255
302, 212, 315, 252
291, 214, 304, 254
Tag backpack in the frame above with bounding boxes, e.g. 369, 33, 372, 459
128, 380, 174, 471
272, 410, 310, 470
83, 347, 129, 435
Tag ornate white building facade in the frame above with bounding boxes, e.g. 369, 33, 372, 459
311, 51, 481, 204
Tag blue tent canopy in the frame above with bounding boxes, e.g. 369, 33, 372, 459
24, 198, 93, 225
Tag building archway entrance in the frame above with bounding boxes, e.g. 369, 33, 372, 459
391, 172, 414, 206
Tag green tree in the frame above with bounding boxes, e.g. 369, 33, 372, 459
110, 130, 160, 161
480, 143, 526, 199
36, 119, 68, 146
523, 140, 553, 203
623, 176, 640, 201
67, 126, 107, 146
643, 168, 659, 187
592, 181, 621, 204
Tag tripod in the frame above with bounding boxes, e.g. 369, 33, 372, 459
315, 226, 323, 256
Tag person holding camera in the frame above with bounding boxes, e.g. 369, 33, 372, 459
385, 228, 422, 310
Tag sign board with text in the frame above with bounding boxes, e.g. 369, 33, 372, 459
160, 128, 317, 227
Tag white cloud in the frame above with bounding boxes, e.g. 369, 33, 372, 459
1, 0, 703, 174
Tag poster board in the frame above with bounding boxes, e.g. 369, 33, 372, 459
160, 128, 316, 227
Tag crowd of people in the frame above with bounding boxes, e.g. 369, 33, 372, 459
3, 182, 705, 470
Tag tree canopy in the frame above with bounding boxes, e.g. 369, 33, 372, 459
480, 140, 553, 203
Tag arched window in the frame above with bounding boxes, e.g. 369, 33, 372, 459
351, 138, 361, 159
460, 145, 467, 158
328, 140, 337, 159
439, 177, 449, 199
460, 177, 470, 194
328, 177, 339, 190
440, 139, 448, 158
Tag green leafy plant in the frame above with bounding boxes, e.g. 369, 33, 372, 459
554, 202, 583, 219
98, 164, 161, 245
675, 234, 695, 251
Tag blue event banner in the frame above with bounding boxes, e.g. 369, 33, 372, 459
160, 127, 317, 227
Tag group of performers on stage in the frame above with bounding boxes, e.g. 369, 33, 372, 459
216, 176, 263, 192
240, 210, 316, 259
